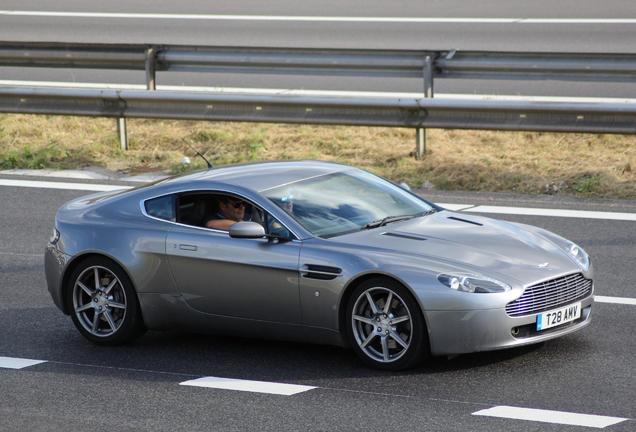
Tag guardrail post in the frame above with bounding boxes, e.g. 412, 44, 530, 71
415, 56, 434, 158
117, 118, 128, 151
116, 119, 129, 150
116, 47, 156, 151
145, 47, 156, 91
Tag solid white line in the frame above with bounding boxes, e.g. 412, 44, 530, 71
473, 406, 628, 428
1, 179, 636, 223
0, 11, 634, 23
440, 203, 477, 211
180, 376, 317, 396
0, 356, 47, 369
439, 204, 636, 222
595, 295, 636, 306
0, 179, 130, 192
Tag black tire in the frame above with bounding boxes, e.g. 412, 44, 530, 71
67, 257, 147, 345
346, 277, 429, 370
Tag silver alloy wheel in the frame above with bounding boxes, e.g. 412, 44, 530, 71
350, 286, 414, 364
72, 265, 128, 338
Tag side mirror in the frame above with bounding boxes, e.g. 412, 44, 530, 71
229, 221, 266, 239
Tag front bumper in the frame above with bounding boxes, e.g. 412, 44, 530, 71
425, 294, 594, 356
44, 243, 69, 314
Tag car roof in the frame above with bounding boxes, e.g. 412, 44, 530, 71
163, 159, 354, 192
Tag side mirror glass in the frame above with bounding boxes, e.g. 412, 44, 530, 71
229, 221, 266, 239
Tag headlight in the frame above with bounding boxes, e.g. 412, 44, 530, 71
50, 228, 60, 245
437, 274, 511, 293
566, 241, 590, 270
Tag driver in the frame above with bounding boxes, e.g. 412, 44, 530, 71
277, 195, 294, 213
206, 197, 252, 230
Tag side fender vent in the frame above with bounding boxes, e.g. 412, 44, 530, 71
301, 264, 342, 280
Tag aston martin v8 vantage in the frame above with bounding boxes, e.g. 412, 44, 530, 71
45, 160, 594, 370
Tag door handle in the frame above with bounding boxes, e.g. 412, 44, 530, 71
179, 244, 198, 251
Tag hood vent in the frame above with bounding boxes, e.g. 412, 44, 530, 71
381, 232, 428, 241
447, 216, 483, 226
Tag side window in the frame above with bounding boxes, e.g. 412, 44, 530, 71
169, 191, 295, 238
176, 193, 219, 227
144, 195, 175, 221
202, 193, 257, 230
265, 213, 292, 238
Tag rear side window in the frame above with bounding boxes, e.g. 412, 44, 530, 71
144, 195, 175, 221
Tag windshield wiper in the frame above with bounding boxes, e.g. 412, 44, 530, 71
361, 215, 416, 230
361, 208, 438, 230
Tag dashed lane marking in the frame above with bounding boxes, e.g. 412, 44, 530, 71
0, 356, 315, 396
180, 376, 317, 396
1, 355, 633, 427
0, 356, 47, 369
473, 406, 629, 429
595, 295, 636, 306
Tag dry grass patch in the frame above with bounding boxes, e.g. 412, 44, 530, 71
1, 114, 635, 199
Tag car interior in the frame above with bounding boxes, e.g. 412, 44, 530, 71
176, 192, 265, 228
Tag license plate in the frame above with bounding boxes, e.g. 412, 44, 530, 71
536, 302, 582, 331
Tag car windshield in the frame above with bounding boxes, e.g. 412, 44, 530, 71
262, 169, 436, 238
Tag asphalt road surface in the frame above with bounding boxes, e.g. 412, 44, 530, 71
0, 1, 635, 97
1, 3, 635, 430
0, 174, 634, 431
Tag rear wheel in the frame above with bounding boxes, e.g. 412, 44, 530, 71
67, 257, 146, 345
346, 278, 429, 370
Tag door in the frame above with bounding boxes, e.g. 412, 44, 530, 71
166, 224, 302, 324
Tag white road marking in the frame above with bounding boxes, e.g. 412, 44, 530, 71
0, 356, 47, 369
2, 179, 636, 223
473, 406, 628, 428
180, 376, 316, 396
438, 203, 636, 222
0, 179, 130, 192
595, 295, 636, 306
0, 11, 634, 24
440, 204, 477, 211
1, 354, 313, 395
0, 352, 633, 430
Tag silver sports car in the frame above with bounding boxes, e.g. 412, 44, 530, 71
45, 160, 594, 370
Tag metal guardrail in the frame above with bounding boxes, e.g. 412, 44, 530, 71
2, 42, 636, 84
1, 41, 635, 155
1, 87, 634, 133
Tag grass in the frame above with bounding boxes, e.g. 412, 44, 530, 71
1, 113, 636, 199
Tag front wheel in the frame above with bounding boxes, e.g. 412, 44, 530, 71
67, 257, 146, 345
346, 278, 429, 370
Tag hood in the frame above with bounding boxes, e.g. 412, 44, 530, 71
338, 210, 580, 286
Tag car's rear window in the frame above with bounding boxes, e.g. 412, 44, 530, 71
144, 195, 175, 221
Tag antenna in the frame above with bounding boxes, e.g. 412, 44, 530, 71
181, 138, 213, 168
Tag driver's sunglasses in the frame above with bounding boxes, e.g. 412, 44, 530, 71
227, 200, 245, 208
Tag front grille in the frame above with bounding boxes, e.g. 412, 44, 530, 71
506, 273, 593, 317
